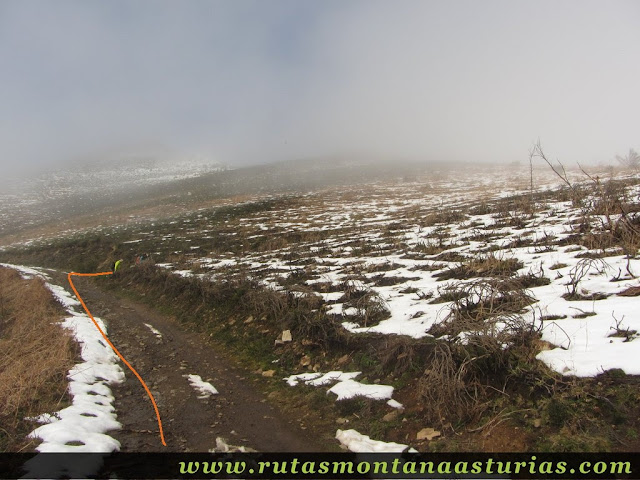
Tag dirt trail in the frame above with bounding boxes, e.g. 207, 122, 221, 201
68, 276, 326, 452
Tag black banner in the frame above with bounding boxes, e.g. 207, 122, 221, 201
1, 452, 638, 479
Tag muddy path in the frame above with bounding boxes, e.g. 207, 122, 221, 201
68, 276, 327, 452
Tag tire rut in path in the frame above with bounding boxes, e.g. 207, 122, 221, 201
72, 277, 325, 452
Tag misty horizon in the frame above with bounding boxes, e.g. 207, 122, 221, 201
1, 0, 639, 181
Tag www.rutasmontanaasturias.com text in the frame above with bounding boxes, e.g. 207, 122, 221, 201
178, 455, 632, 477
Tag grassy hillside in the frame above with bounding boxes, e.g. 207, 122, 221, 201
3, 164, 640, 451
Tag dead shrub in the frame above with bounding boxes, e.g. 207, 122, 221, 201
308, 281, 342, 293
428, 279, 535, 339
434, 254, 523, 280
274, 267, 318, 287
421, 210, 467, 227
492, 200, 534, 229
432, 251, 468, 263
289, 307, 348, 349
418, 342, 485, 425
513, 271, 551, 289
363, 261, 406, 273
549, 262, 568, 270
338, 282, 391, 328
608, 314, 638, 342
564, 258, 611, 300
412, 240, 447, 255
256, 290, 348, 349
420, 279, 547, 426
372, 274, 420, 287
377, 335, 436, 376
430, 283, 468, 304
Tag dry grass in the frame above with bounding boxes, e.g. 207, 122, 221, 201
418, 342, 485, 425
0, 267, 76, 451
434, 254, 524, 280
420, 210, 467, 227
377, 335, 436, 376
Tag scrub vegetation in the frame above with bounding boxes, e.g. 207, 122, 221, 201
2, 162, 640, 451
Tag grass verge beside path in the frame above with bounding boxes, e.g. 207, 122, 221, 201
0, 266, 76, 451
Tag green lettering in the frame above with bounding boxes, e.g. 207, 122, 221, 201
610, 462, 632, 474
272, 461, 286, 475
593, 462, 607, 474
539, 461, 553, 475
227, 461, 246, 475
373, 461, 388, 474
514, 461, 527, 474
420, 461, 435, 474
202, 462, 223, 474
455, 462, 469, 474
290, 458, 299, 475
258, 461, 270, 474
333, 462, 354, 474
179, 462, 199, 475
403, 462, 417, 474
580, 462, 591, 474
318, 461, 329, 474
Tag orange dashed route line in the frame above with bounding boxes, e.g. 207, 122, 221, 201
67, 271, 167, 447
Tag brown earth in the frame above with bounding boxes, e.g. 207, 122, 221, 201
68, 276, 329, 452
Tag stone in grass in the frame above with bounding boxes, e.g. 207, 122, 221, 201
416, 428, 441, 441
337, 354, 350, 365
262, 370, 276, 377
382, 410, 399, 422
281, 330, 292, 342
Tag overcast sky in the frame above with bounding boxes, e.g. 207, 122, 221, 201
1, 0, 639, 177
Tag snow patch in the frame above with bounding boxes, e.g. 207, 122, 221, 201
144, 323, 163, 339
336, 429, 416, 453
328, 379, 394, 401
387, 399, 404, 410
185, 374, 219, 399
285, 371, 361, 387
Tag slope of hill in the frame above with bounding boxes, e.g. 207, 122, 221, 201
0, 155, 225, 242
0, 156, 451, 246
3, 163, 640, 453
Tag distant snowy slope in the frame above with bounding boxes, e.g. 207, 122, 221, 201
0, 154, 226, 238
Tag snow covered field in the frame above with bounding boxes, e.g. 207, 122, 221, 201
130, 166, 640, 379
